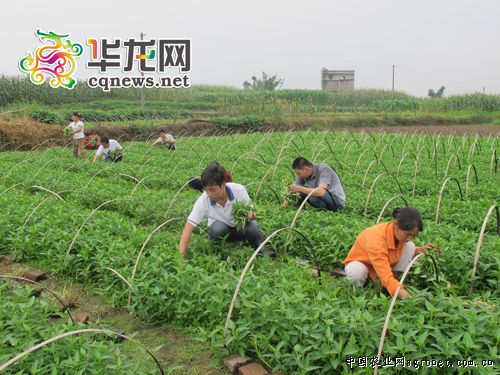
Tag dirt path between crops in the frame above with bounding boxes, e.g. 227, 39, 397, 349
1, 116, 498, 151
0, 255, 230, 375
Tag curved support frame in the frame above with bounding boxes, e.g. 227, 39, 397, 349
30, 185, 65, 201
491, 149, 498, 174
103, 267, 135, 292
435, 177, 463, 224
128, 217, 184, 306
65, 199, 120, 263
376, 195, 409, 224
465, 164, 479, 197
0, 275, 75, 323
224, 227, 319, 333
373, 252, 439, 375
361, 159, 388, 188
444, 153, 461, 177
469, 205, 499, 295
0, 328, 164, 374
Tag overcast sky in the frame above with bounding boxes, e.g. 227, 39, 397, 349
2, 0, 499, 96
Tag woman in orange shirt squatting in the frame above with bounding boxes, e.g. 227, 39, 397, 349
343, 207, 438, 300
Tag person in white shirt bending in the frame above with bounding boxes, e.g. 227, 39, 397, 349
68, 112, 86, 159
151, 130, 176, 150
92, 136, 123, 163
179, 162, 264, 257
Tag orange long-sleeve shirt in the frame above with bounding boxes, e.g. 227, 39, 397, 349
343, 221, 404, 296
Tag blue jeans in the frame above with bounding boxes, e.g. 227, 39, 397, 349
208, 220, 263, 250
104, 153, 123, 163
299, 192, 343, 211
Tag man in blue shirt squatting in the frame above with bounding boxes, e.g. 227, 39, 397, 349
179, 162, 264, 257
287, 156, 346, 211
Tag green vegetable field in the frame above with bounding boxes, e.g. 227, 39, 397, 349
0, 129, 498, 374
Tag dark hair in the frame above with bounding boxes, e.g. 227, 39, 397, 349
100, 136, 110, 144
159, 129, 166, 133
72, 112, 81, 118
392, 207, 423, 231
292, 157, 313, 170
201, 161, 225, 187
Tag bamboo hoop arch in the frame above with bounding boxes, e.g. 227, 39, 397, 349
376, 195, 409, 224
378, 143, 395, 160
165, 178, 198, 218
13, 142, 31, 152
288, 188, 322, 230
435, 177, 463, 224
465, 164, 479, 197
128, 217, 184, 306
396, 153, 416, 178
23, 195, 57, 229
444, 153, 461, 177
118, 173, 147, 188
354, 149, 370, 175
230, 151, 253, 174
0, 275, 75, 323
0, 328, 164, 374
81, 166, 115, 195
467, 140, 479, 162
446, 132, 456, 153
373, 252, 439, 375
0, 142, 15, 152
361, 160, 388, 188
491, 149, 498, 173
469, 205, 499, 295
2, 155, 40, 181
254, 138, 291, 198
0, 182, 25, 199
364, 174, 403, 216
263, 185, 282, 205
344, 141, 358, 159
411, 155, 421, 197
127, 174, 153, 201
65, 198, 120, 263
30, 138, 59, 151
224, 227, 318, 332
103, 267, 135, 292
30, 186, 65, 201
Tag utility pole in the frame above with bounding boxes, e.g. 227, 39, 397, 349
140, 32, 146, 109
391, 64, 395, 92
482, 87, 486, 94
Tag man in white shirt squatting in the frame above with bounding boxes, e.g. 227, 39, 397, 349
151, 130, 176, 150
179, 162, 264, 257
92, 136, 123, 163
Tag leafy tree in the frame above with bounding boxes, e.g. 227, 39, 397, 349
428, 86, 446, 98
243, 72, 284, 91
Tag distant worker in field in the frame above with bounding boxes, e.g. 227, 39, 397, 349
92, 136, 123, 163
179, 162, 263, 257
68, 112, 86, 160
343, 207, 439, 299
188, 161, 233, 193
286, 157, 345, 211
151, 130, 176, 150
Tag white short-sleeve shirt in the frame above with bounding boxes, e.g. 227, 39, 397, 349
96, 139, 122, 158
187, 183, 251, 227
156, 134, 175, 144
69, 121, 85, 140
